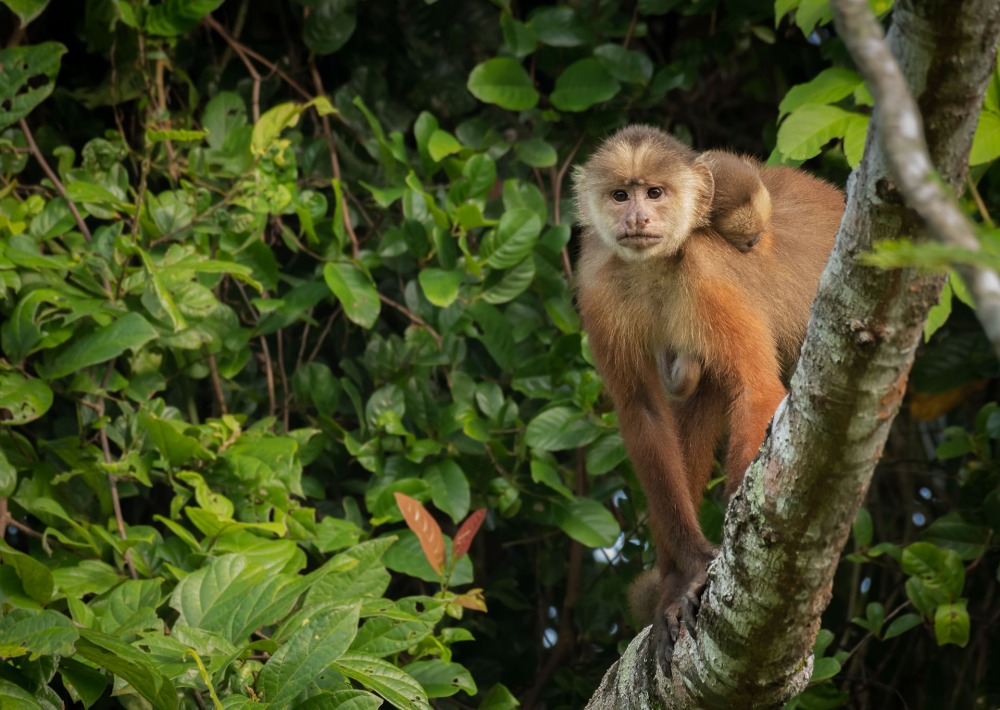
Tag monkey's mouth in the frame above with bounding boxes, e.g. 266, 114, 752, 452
618, 233, 661, 248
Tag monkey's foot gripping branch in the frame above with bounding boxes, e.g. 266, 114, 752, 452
654, 564, 711, 674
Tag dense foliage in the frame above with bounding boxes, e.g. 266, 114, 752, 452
0, 0, 998, 708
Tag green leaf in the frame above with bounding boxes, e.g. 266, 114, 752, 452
324, 262, 381, 329
145, 0, 224, 36
501, 14, 538, 58
418, 268, 463, 307
0, 609, 77, 659
171, 554, 304, 644
468, 301, 514, 369
487, 208, 542, 269
427, 130, 463, 163
0, 544, 53, 604
335, 652, 432, 710
883, 613, 922, 639
0, 372, 52, 425
593, 44, 654, 85
0, 679, 42, 710
843, 113, 869, 168
259, 603, 361, 706
584, 432, 627, 475
467, 58, 539, 111
482, 257, 535, 305
424, 460, 471, 523
479, 683, 520, 710
794, 0, 833, 36
58, 657, 108, 709
76, 629, 179, 710
41, 312, 158, 380
295, 690, 383, 710
251, 102, 303, 156
514, 139, 558, 168
404, 659, 477, 698
1, 0, 50, 26
853, 508, 873, 549
303, 538, 394, 608
778, 67, 862, 120
552, 497, 620, 548
530, 460, 573, 499
550, 58, 620, 112
526, 406, 601, 451
922, 513, 989, 560
302, 0, 357, 55
970, 110, 1000, 166
776, 104, 853, 161
810, 657, 842, 682
0, 449, 15, 498
528, 7, 589, 47
0, 42, 66, 132
934, 599, 970, 647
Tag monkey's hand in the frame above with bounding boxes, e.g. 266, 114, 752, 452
653, 557, 714, 674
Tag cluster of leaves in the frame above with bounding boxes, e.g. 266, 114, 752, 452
3, 0, 1000, 708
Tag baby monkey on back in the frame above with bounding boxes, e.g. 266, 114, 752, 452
573, 125, 843, 671
661, 150, 773, 401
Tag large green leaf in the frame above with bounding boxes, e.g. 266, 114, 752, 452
776, 104, 853, 160
0, 42, 66, 132
0, 372, 52, 425
970, 109, 1000, 166
258, 603, 361, 706
1, 0, 50, 26
0, 609, 77, 658
41, 312, 158, 380
467, 58, 539, 111
486, 208, 542, 269
75, 630, 179, 710
593, 44, 653, 85
324, 262, 381, 328
170, 554, 305, 643
423, 460, 470, 523
778, 67, 862, 120
302, 0, 357, 55
335, 652, 432, 710
552, 497, 620, 548
550, 58, 620, 112
525, 406, 601, 451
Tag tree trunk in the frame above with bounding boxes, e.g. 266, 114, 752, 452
586, 1, 1000, 707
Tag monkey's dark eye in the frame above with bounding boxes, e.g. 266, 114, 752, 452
611, 190, 629, 202
647, 187, 664, 199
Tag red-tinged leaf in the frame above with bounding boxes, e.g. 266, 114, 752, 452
453, 588, 487, 612
395, 493, 446, 574
452, 508, 487, 561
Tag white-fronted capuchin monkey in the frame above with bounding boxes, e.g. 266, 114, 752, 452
572, 124, 844, 669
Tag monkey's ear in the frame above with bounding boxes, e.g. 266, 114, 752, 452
690, 158, 715, 224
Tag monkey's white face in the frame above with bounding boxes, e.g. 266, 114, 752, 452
583, 170, 709, 261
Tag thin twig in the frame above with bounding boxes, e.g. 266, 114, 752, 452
966, 173, 995, 228
307, 308, 342, 363
97, 360, 138, 579
833, 0, 1000, 360
276, 328, 290, 432
378, 293, 443, 348
551, 134, 586, 281
207, 350, 228, 415
309, 60, 361, 259
19, 119, 94, 244
203, 15, 313, 101
623, 5, 640, 48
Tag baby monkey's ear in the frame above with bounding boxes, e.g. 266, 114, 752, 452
690, 155, 716, 226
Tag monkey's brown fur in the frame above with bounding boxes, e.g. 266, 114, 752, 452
573, 124, 844, 663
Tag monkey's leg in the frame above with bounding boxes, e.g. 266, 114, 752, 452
694, 280, 786, 495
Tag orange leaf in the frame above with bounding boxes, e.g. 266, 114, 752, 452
452, 508, 487, 562
453, 588, 487, 612
395, 492, 446, 574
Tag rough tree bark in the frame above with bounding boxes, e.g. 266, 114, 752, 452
585, 1, 1000, 708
